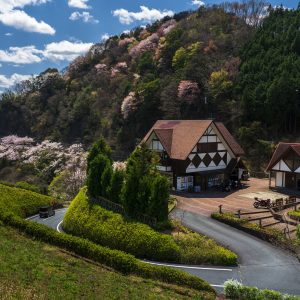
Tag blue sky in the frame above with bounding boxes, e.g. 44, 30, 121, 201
0, 0, 298, 92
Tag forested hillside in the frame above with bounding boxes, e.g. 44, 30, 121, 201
0, 3, 299, 168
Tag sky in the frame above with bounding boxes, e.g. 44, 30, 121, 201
0, 0, 298, 92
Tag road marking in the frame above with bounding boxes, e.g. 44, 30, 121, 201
211, 284, 225, 288
144, 261, 232, 272
57, 220, 63, 233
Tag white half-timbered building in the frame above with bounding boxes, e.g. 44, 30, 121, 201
266, 142, 300, 191
142, 120, 245, 191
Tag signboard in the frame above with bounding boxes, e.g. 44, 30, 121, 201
177, 176, 193, 191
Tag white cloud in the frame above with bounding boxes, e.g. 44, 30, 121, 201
0, 10, 55, 35
0, 0, 51, 12
112, 6, 174, 25
0, 46, 43, 64
68, 0, 90, 9
43, 40, 93, 61
0, 73, 32, 89
0, 40, 93, 65
69, 11, 99, 23
101, 33, 110, 42
5, 33, 13, 36
122, 30, 130, 35
191, 0, 205, 7
0, 0, 55, 35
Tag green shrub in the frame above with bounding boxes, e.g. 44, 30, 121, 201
288, 210, 300, 221
63, 188, 181, 262
0, 210, 214, 294
64, 188, 237, 265
224, 280, 300, 300
15, 181, 41, 194
0, 183, 53, 218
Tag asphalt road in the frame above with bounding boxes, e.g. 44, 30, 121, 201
29, 207, 300, 295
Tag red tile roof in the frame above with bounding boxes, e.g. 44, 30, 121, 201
266, 142, 300, 171
142, 120, 244, 160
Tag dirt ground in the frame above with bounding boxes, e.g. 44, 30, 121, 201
175, 178, 299, 235
175, 178, 276, 216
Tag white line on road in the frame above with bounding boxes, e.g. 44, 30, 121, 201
57, 220, 63, 233
144, 261, 233, 272
211, 284, 225, 288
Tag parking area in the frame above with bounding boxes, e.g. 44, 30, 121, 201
175, 178, 289, 217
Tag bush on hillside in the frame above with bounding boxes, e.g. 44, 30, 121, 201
15, 181, 41, 194
63, 189, 237, 265
63, 188, 181, 261
0, 211, 214, 294
0, 183, 53, 217
224, 279, 300, 300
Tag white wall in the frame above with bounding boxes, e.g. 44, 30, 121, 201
275, 172, 285, 187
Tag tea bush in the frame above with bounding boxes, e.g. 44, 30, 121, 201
63, 188, 237, 265
0, 210, 214, 294
0, 183, 53, 217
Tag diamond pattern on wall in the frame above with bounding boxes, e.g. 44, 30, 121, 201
203, 154, 211, 167
192, 155, 201, 168
213, 152, 222, 165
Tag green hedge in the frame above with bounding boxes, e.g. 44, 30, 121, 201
64, 188, 181, 262
288, 210, 300, 222
63, 188, 237, 265
224, 279, 300, 300
0, 183, 53, 218
0, 210, 214, 294
211, 212, 286, 244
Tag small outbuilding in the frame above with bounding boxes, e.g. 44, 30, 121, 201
266, 142, 300, 191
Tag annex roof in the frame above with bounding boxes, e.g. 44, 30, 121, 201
266, 142, 300, 171
142, 120, 244, 160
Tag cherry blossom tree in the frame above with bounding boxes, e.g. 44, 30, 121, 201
177, 80, 201, 104
121, 92, 138, 119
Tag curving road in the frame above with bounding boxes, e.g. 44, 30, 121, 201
29, 207, 300, 295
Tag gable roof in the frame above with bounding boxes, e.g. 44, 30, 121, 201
215, 122, 245, 156
266, 142, 300, 171
142, 120, 244, 160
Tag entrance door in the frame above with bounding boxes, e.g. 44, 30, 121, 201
285, 173, 296, 189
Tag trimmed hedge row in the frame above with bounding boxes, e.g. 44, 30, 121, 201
224, 279, 300, 300
64, 188, 237, 265
63, 188, 181, 262
0, 210, 214, 294
288, 210, 300, 222
211, 212, 286, 244
0, 183, 53, 218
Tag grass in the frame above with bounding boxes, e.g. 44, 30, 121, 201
0, 224, 214, 300
288, 210, 300, 220
63, 188, 237, 265
0, 183, 53, 217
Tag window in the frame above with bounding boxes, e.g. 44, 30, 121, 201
197, 143, 218, 153
152, 140, 162, 150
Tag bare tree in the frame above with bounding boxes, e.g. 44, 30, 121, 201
221, 0, 270, 27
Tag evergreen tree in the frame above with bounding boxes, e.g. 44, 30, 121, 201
87, 154, 110, 198
149, 175, 169, 222
109, 169, 125, 204
87, 137, 112, 172
101, 163, 113, 199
